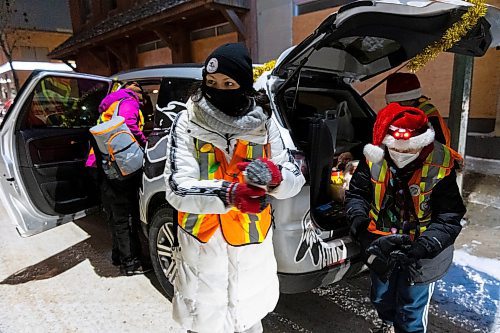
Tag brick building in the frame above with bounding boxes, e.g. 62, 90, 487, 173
0, 0, 73, 102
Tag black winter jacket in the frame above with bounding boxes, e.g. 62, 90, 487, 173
345, 151, 466, 283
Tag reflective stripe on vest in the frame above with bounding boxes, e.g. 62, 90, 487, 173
367, 142, 454, 236
98, 100, 144, 130
178, 139, 272, 246
418, 100, 451, 146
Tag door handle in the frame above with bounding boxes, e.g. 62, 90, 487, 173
6, 177, 14, 181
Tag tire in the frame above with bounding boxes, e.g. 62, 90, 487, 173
149, 205, 176, 299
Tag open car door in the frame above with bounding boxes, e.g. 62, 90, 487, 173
0, 71, 112, 236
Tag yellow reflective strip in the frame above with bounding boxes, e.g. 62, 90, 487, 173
418, 194, 426, 218
374, 162, 388, 210
180, 213, 188, 228
438, 148, 451, 178
195, 139, 200, 159
242, 214, 251, 244
422, 153, 432, 177
422, 163, 430, 178
379, 161, 388, 182
191, 214, 205, 236
208, 153, 215, 180
255, 215, 264, 242
419, 101, 435, 115
374, 184, 382, 210
247, 145, 253, 159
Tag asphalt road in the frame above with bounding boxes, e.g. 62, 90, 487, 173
0, 200, 494, 332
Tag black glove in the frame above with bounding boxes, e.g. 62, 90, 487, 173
366, 234, 412, 281
349, 216, 370, 241
368, 234, 412, 257
390, 241, 428, 269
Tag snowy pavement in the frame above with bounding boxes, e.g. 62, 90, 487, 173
1, 172, 498, 332
432, 251, 500, 332
0, 203, 183, 333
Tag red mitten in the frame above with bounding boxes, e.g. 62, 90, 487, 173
228, 182, 269, 214
237, 158, 282, 187
261, 158, 282, 186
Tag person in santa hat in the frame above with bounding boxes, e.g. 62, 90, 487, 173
385, 72, 451, 146
345, 103, 466, 333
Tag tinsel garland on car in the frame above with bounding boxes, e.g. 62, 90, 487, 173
407, 0, 488, 72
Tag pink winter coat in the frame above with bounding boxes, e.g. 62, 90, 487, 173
86, 89, 146, 167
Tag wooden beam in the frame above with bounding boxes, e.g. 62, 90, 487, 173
153, 25, 191, 63
219, 8, 246, 39
105, 44, 129, 68
153, 28, 174, 48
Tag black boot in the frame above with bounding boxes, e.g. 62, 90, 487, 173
120, 258, 152, 276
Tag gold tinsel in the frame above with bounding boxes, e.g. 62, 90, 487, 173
253, 60, 277, 82
406, 0, 487, 72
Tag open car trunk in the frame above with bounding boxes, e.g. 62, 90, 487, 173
274, 0, 499, 81
275, 72, 376, 233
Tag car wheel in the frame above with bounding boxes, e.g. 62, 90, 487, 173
149, 205, 176, 299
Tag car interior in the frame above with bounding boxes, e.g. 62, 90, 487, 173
276, 72, 374, 235
15, 75, 110, 215
142, 77, 199, 181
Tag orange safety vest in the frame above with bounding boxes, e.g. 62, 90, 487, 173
367, 142, 459, 237
178, 138, 272, 246
418, 98, 451, 147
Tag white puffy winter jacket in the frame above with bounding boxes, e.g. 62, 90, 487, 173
164, 100, 305, 332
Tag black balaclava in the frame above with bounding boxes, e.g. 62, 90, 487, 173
202, 43, 253, 116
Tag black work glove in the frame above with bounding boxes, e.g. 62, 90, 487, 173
349, 216, 370, 241
390, 241, 428, 269
366, 234, 412, 281
368, 234, 412, 257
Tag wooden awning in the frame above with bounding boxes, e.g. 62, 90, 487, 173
49, 0, 250, 61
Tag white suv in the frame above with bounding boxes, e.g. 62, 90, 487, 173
0, 0, 498, 298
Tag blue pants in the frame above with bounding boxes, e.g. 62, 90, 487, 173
370, 269, 435, 333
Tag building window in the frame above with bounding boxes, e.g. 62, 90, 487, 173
190, 23, 234, 41
137, 39, 169, 54
294, 0, 354, 15
80, 0, 92, 22
18, 46, 49, 61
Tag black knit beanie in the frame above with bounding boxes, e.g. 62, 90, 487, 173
203, 43, 253, 91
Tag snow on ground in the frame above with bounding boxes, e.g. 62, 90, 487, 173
311, 249, 500, 333
432, 249, 500, 333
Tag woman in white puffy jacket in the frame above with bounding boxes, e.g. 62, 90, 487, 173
164, 43, 305, 333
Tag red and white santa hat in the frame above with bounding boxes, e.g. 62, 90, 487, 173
363, 103, 435, 163
385, 72, 422, 104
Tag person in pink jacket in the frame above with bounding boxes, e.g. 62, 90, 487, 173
88, 82, 150, 275
86, 83, 146, 167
